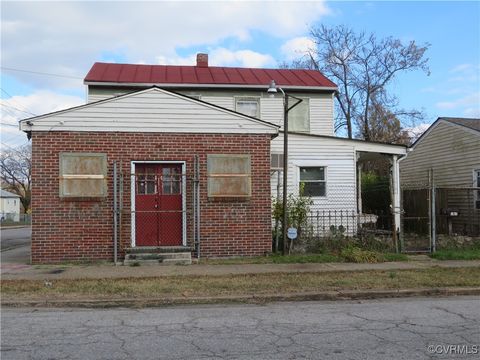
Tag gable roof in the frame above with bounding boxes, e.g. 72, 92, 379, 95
19, 87, 279, 135
442, 117, 480, 132
0, 189, 20, 198
410, 117, 480, 149
84, 62, 338, 91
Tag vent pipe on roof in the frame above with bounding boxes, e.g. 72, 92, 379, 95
196, 53, 208, 67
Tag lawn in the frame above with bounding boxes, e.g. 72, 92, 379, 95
430, 248, 480, 260
2, 267, 479, 302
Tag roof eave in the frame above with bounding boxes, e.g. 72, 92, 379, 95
84, 81, 338, 92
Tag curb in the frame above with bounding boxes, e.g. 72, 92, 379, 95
2, 287, 480, 309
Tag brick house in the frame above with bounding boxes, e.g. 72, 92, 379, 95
20, 87, 278, 263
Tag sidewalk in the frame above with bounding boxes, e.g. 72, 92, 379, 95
2, 258, 480, 281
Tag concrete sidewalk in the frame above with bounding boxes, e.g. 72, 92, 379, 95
2, 258, 480, 281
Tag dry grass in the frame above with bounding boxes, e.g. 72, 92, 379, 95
2, 267, 479, 302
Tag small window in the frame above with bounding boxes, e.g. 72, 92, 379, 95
299, 166, 326, 197
236, 97, 260, 118
162, 167, 181, 195
475, 169, 480, 210
137, 169, 157, 195
271, 153, 284, 170
207, 154, 251, 198
59, 153, 107, 198
289, 98, 310, 132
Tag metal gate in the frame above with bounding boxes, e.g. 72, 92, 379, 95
112, 156, 201, 263
401, 185, 432, 252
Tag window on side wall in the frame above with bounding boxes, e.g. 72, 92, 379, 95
475, 169, 480, 210
207, 155, 251, 198
299, 166, 326, 197
271, 153, 284, 170
59, 153, 107, 198
235, 97, 260, 118
289, 98, 310, 132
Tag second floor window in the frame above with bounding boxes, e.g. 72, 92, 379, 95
236, 97, 260, 118
289, 98, 310, 132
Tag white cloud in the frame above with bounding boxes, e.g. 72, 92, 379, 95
1, 1, 329, 89
1, 91, 84, 147
209, 48, 275, 68
405, 123, 431, 141
436, 92, 480, 110
280, 37, 316, 62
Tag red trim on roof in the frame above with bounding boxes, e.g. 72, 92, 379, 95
84, 62, 337, 89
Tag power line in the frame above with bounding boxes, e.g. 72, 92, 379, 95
0, 88, 37, 115
0, 122, 19, 128
0, 103, 36, 117
1, 66, 83, 80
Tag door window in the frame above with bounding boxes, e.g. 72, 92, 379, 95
162, 167, 182, 195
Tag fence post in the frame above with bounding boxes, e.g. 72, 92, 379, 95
113, 161, 118, 264
431, 175, 436, 253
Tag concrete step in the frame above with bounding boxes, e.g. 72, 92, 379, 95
125, 246, 191, 254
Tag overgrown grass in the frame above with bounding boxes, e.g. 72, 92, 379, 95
201, 253, 342, 265
430, 248, 480, 260
2, 267, 479, 301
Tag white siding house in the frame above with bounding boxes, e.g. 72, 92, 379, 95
0, 190, 21, 222
79, 54, 407, 236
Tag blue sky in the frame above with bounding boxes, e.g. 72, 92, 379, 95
1, 1, 479, 147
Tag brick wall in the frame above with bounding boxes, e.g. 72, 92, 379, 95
31, 132, 272, 263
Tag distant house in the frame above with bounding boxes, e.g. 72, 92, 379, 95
400, 117, 480, 235
0, 190, 21, 222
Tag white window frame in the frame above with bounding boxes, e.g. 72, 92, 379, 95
235, 96, 260, 118
298, 165, 327, 198
270, 153, 284, 170
130, 161, 187, 247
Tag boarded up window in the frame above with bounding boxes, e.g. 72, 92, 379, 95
207, 155, 251, 198
59, 153, 107, 198
236, 97, 260, 118
289, 98, 310, 132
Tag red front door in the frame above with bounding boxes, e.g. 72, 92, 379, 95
135, 163, 183, 246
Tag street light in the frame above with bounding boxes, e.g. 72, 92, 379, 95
267, 80, 303, 255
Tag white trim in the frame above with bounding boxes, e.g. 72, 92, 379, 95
130, 160, 187, 247
85, 81, 338, 92
295, 164, 328, 198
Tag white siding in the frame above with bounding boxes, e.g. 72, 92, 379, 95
87, 87, 335, 136
260, 97, 283, 126
201, 96, 234, 111
309, 94, 334, 135
22, 88, 278, 135
271, 134, 357, 212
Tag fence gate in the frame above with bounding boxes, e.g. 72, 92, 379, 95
401, 187, 431, 252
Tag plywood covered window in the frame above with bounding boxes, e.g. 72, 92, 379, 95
289, 98, 310, 132
59, 153, 107, 198
235, 97, 260, 118
207, 154, 251, 198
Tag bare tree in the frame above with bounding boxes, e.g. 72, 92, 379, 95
290, 25, 430, 140
1, 144, 32, 213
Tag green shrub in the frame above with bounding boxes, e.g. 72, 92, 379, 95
340, 245, 383, 263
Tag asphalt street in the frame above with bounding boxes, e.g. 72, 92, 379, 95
0, 227, 31, 264
2, 297, 479, 360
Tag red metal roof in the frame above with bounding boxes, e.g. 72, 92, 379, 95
84, 62, 337, 89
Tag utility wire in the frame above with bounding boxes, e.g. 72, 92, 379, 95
0, 103, 36, 117
1, 66, 83, 80
0, 88, 37, 116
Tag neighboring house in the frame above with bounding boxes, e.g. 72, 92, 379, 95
20, 53, 406, 263
400, 117, 480, 235
0, 189, 21, 222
